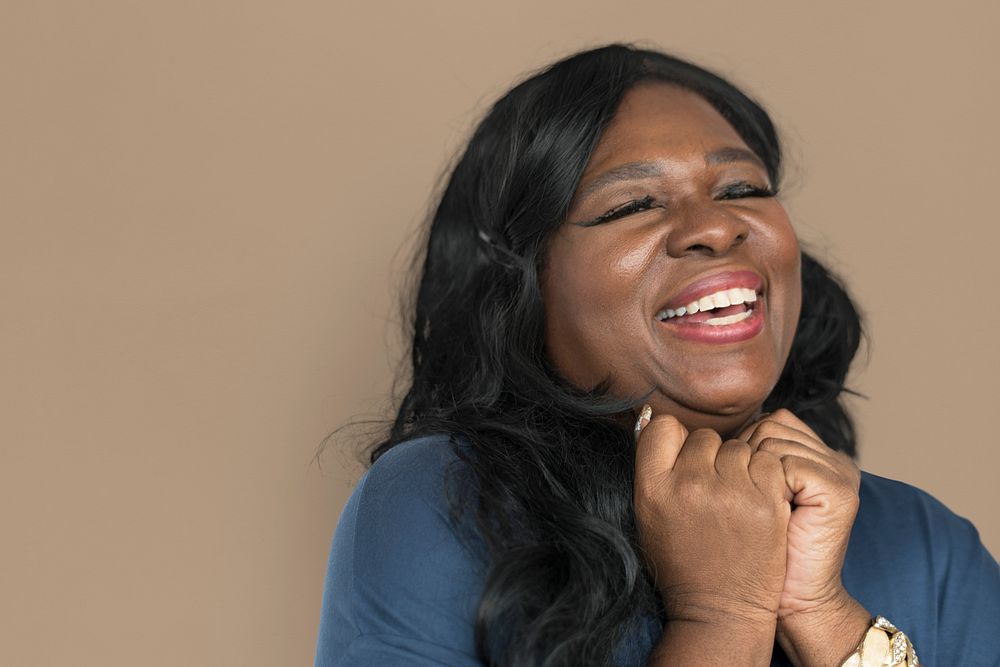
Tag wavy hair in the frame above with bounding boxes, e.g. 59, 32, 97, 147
367, 43, 865, 667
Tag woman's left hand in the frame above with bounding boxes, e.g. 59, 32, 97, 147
738, 409, 871, 666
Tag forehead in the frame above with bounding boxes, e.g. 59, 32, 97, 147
582, 82, 750, 178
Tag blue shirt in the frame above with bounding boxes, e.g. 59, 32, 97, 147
315, 435, 1000, 666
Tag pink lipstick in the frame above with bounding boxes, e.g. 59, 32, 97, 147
654, 270, 766, 344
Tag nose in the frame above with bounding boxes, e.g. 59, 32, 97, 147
664, 203, 749, 258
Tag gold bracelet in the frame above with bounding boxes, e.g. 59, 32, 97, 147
840, 616, 920, 666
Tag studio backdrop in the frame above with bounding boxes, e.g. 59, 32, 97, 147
2, 1, 996, 665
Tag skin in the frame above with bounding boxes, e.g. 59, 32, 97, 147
544, 82, 800, 438
541, 83, 872, 667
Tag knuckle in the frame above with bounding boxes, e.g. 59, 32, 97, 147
756, 421, 778, 435
720, 440, 751, 458
750, 447, 777, 461
757, 437, 782, 452
749, 449, 783, 471
750, 423, 781, 444
690, 428, 722, 443
771, 408, 795, 421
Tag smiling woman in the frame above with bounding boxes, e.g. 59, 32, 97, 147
314, 44, 1000, 667
544, 83, 801, 430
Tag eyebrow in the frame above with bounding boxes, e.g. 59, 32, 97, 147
706, 147, 767, 171
575, 147, 768, 201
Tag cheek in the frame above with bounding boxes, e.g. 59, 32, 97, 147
769, 216, 803, 348
541, 234, 650, 385
767, 202, 800, 258
545, 234, 645, 320
784, 255, 803, 347
611, 239, 650, 277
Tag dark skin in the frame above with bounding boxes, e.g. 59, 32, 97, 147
541, 83, 872, 667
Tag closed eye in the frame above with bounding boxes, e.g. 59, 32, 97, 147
574, 195, 665, 227
716, 182, 776, 200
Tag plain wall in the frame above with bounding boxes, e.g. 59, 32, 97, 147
2, 1, 997, 665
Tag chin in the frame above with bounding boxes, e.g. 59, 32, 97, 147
656, 408, 758, 442
652, 381, 774, 435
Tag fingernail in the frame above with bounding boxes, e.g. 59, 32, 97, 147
634, 404, 652, 443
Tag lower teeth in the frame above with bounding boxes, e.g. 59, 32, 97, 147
704, 309, 753, 326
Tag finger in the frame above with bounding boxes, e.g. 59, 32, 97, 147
634, 413, 689, 477
736, 411, 769, 442
714, 439, 752, 480
755, 437, 837, 470
742, 417, 817, 450
779, 455, 856, 508
763, 408, 822, 441
736, 407, 818, 441
673, 428, 724, 475
742, 417, 827, 456
748, 449, 793, 503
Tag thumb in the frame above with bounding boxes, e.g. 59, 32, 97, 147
780, 455, 843, 508
634, 408, 689, 478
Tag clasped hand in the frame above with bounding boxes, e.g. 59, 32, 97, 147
634, 408, 865, 662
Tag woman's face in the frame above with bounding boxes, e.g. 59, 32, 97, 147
541, 82, 801, 437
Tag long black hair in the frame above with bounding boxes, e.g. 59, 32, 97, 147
368, 44, 864, 667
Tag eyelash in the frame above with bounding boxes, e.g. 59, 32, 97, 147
577, 182, 776, 227
718, 182, 776, 201
578, 195, 663, 227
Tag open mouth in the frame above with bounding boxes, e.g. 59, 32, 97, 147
655, 287, 758, 327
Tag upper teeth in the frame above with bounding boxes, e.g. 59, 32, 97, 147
656, 287, 758, 320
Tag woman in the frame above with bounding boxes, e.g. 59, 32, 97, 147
314, 44, 1000, 666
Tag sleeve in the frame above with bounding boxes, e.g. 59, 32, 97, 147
925, 495, 1000, 666
847, 473, 1000, 666
313, 437, 487, 667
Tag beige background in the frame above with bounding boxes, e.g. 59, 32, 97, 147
2, 1, 997, 665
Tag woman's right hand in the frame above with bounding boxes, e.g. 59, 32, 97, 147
634, 411, 793, 632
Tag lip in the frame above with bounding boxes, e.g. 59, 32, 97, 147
658, 296, 766, 344
658, 269, 764, 312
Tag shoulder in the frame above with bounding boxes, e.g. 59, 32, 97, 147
356, 434, 470, 512
845, 471, 1000, 664
855, 470, 986, 554
315, 434, 486, 666
350, 434, 483, 566
852, 470, 995, 575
